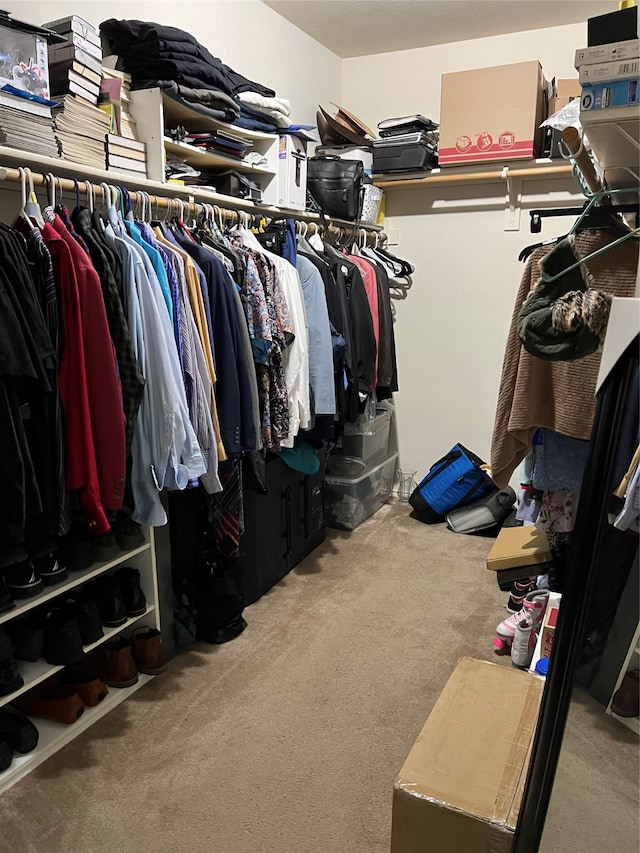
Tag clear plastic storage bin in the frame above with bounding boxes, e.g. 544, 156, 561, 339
325, 452, 397, 530
338, 407, 392, 465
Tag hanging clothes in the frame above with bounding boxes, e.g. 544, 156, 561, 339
490, 230, 639, 489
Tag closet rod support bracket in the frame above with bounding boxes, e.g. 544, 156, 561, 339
502, 166, 522, 231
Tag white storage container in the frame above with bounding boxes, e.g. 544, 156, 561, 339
325, 452, 397, 530
338, 407, 392, 465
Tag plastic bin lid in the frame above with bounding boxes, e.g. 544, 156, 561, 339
326, 452, 397, 485
535, 657, 550, 676
326, 456, 366, 479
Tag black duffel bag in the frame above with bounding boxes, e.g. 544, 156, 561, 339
307, 156, 365, 222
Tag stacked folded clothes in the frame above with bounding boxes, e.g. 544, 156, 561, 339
236, 93, 291, 128
160, 80, 239, 123
100, 19, 282, 135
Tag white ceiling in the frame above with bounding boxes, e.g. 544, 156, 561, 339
262, 0, 615, 58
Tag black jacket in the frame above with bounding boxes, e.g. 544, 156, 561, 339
100, 19, 275, 97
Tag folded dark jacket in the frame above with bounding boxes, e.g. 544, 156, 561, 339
159, 81, 239, 120
100, 18, 275, 97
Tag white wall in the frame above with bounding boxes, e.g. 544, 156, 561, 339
342, 24, 588, 479
9, 0, 342, 126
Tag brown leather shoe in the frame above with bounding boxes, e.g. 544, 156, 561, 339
103, 637, 138, 688
131, 627, 167, 675
14, 683, 84, 725
61, 669, 109, 707
612, 669, 640, 718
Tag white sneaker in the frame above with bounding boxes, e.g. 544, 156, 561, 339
511, 616, 538, 669
497, 590, 549, 642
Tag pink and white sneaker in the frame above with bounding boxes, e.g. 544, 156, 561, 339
496, 590, 549, 643
511, 617, 539, 669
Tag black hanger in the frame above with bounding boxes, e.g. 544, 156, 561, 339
529, 202, 639, 233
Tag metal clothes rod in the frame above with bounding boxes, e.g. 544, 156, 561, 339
374, 163, 573, 189
0, 164, 386, 244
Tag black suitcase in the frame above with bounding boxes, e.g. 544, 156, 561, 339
238, 450, 326, 606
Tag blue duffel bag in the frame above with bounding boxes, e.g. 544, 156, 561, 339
409, 443, 497, 524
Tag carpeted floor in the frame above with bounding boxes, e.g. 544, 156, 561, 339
0, 502, 637, 853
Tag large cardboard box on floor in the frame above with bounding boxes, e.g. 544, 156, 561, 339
439, 61, 548, 165
391, 658, 544, 853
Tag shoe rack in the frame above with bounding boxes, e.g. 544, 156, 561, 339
0, 529, 160, 794
605, 622, 640, 735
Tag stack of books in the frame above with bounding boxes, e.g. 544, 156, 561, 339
54, 95, 111, 169
184, 130, 251, 160
101, 66, 139, 140
0, 88, 58, 158
44, 15, 103, 107
105, 134, 147, 178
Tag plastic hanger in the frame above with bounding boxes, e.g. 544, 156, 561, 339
540, 188, 640, 284
17, 167, 36, 232
23, 168, 45, 227
45, 172, 56, 209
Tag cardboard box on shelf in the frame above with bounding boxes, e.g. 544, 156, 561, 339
529, 592, 562, 673
391, 658, 544, 853
580, 58, 640, 86
439, 60, 548, 166
575, 39, 640, 69
541, 603, 559, 659
548, 77, 582, 115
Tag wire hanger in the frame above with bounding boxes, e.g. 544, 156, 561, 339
540, 188, 640, 284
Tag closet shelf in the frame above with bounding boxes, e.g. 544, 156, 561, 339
0, 541, 151, 627
0, 674, 155, 795
374, 159, 573, 190
161, 92, 276, 142
0, 151, 383, 231
0, 605, 156, 707
163, 137, 276, 176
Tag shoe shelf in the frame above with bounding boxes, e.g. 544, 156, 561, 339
608, 710, 640, 735
0, 540, 151, 627
0, 604, 156, 708
605, 622, 640, 735
0, 528, 161, 793
0, 674, 155, 795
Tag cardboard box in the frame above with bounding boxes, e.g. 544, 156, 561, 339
277, 133, 307, 210
581, 78, 640, 111
486, 526, 552, 572
486, 526, 552, 588
540, 604, 559, 659
529, 592, 562, 673
391, 658, 544, 853
548, 77, 582, 114
439, 61, 548, 166
575, 39, 640, 69
580, 58, 640, 86
0, 11, 64, 100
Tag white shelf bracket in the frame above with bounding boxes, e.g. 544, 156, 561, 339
502, 166, 522, 231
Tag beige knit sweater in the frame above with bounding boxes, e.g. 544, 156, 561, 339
491, 230, 639, 489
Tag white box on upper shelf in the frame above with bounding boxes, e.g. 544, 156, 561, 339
276, 133, 307, 210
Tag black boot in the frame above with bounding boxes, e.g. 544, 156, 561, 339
114, 567, 146, 617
